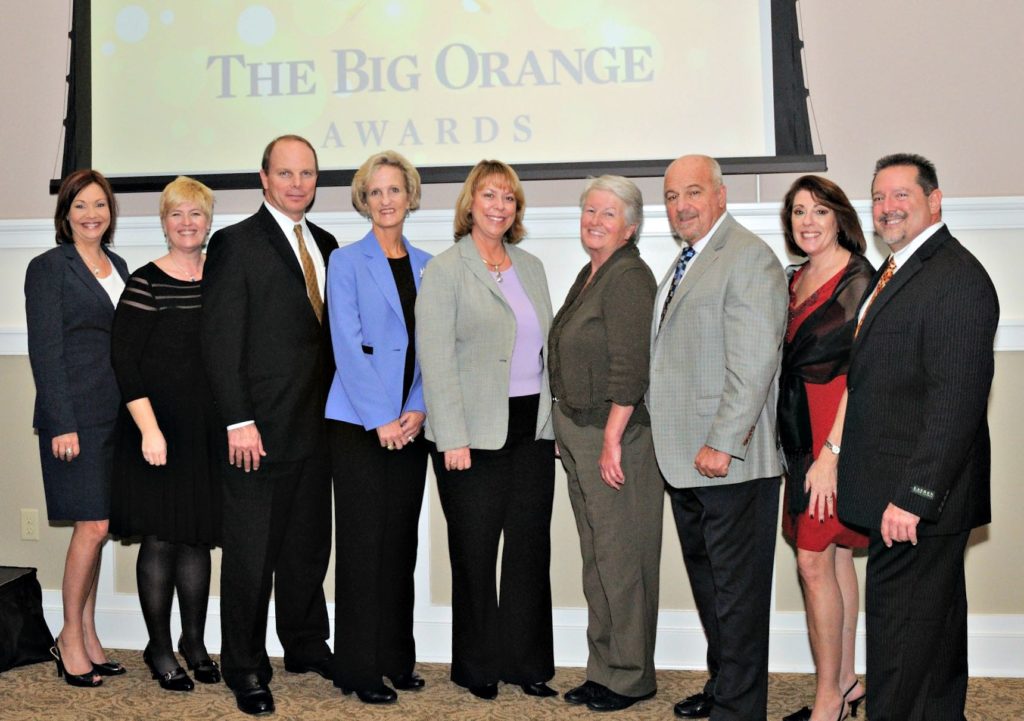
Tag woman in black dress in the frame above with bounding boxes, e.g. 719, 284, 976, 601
25, 169, 128, 687
110, 176, 223, 691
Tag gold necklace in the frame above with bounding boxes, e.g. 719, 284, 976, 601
481, 244, 508, 283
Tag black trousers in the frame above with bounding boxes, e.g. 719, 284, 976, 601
667, 476, 780, 721
432, 394, 556, 688
865, 529, 970, 721
328, 420, 428, 690
219, 451, 332, 689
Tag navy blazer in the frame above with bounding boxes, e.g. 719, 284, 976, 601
324, 229, 432, 429
25, 243, 129, 433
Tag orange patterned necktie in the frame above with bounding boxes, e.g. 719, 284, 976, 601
854, 255, 896, 338
294, 224, 323, 323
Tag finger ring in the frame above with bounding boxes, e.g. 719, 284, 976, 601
407, 436, 414, 443
64, 448, 72, 458
387, 442, 396, 450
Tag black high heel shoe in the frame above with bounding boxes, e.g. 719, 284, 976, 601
51, 641, 102, 688
843, 680, 864, 718
143, 645, 195, 692
177, 636, 221, 684
92, 660, 127, 676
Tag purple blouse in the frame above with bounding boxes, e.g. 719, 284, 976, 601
491, 266, 543, 397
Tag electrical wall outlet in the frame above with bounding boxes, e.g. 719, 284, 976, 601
21, 508, 40, 541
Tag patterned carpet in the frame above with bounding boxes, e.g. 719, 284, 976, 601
1, 652, 1021, 720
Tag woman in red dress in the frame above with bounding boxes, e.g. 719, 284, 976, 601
778, 176, 874, 721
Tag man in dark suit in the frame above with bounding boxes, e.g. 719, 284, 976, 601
202, 135, 337, 716
649, 155, 787, 720
837, 154, 998, 721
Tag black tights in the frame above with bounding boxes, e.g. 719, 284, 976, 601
137, 536, 212, 674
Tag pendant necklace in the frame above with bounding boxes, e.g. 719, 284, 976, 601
170, 255, 202, 282
482, 244, 508, 283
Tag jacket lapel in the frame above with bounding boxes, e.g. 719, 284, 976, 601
257, 205, 306, 284
460, 240, 510, 308
856, 227, 948, 340
62, 243, 114, 309
361, 231, 406, 323
658, 214, 730, 331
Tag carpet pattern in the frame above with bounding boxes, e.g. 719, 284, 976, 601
1, 652, 1022, 720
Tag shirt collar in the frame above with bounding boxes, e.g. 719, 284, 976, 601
687, 212, 728, 254
892, 221, 944, 270
263, 200, 308, 242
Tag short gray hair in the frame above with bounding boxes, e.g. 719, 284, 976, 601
579, 175, 644, 244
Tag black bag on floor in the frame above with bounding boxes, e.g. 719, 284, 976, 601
0, 567, 55, 672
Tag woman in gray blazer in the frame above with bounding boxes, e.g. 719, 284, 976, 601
548, 176, 661, 712
25, 169, 129, 687
416, 160, 556, 701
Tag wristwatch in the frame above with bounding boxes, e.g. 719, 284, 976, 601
823, 439, 841, 455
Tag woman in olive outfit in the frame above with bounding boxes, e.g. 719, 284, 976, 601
548, 175, 662, 713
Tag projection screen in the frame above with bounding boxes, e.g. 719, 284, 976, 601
59, 0, 822, 190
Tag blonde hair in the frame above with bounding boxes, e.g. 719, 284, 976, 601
159, 176, 214, 221
350, 150, 422, 219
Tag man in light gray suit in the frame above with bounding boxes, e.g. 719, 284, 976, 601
649, 155, 787, 721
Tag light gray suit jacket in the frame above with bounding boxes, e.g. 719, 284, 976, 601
648, 213, 787, 488
416, 239, 554, 451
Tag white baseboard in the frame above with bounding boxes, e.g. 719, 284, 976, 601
40, 591, 1024, 678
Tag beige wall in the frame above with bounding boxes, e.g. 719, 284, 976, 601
3, 0, 1023, 663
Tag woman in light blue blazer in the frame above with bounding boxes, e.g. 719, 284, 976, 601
416, 160, 557, 701
325, 151, 432, 705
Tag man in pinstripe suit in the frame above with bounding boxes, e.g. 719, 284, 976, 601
649, 155, 787, 720
837, 154, 998, 721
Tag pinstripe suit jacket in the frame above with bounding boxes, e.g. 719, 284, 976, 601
648, 213, 787, 488
416, 239, 554, 451
837, 226, 998, 534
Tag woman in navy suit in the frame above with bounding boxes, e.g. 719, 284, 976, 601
24, 169, 129, 687
325, 150, 432, 704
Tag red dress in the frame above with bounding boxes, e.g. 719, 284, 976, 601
782, 267, 868, 552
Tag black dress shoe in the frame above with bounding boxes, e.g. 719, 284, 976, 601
586, 687, 656, 712
143, 645, 194, 692
564, 680, 608, 705
674, 691, 714, 718
91, 660, 127, 676
177, 637, 221, 684
521, 681, 558, 697
387, 671, 425, 690
468, 683, 498, 700
342, 683, 398, 704
234, 683, 275, 716
283, 655, 333, 680
782, 707, 812, 721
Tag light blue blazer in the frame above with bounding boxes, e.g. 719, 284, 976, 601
325, 229, 432, 430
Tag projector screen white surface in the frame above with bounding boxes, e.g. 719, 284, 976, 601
89, 0, 775, 177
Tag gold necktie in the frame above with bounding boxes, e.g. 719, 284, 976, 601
854, 255, 896, 338
294, 224, 323, 323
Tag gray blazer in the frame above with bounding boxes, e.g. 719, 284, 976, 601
648, 213, 787, 488
416, 239, 554, 451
